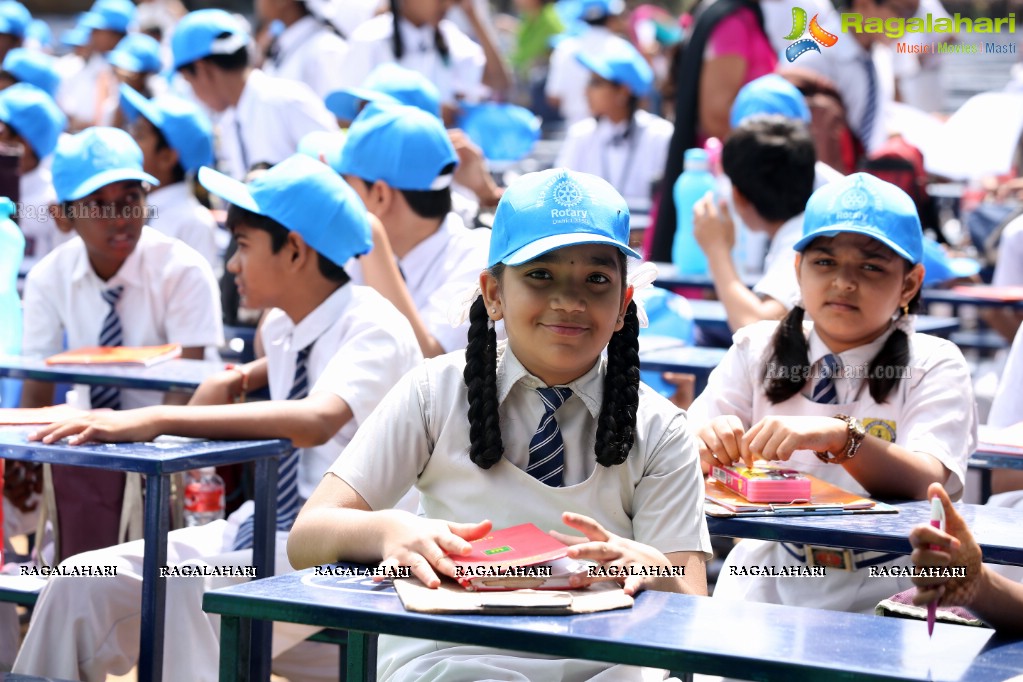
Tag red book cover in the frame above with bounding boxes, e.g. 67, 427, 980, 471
951, 285, 1023, 302
45, 344, 182, 367
449, 523, 587, 592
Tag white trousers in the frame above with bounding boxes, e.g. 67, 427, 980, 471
12, 504, 337, 681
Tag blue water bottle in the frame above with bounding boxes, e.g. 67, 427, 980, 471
0, 197, 23, 408
671, 148, 716, 275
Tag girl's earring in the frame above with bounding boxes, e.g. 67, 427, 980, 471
902, 304, 910, 316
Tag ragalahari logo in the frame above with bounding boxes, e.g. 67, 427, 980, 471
784, 7, 839, 62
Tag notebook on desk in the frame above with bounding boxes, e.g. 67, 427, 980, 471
705, 472, 899, 517
951, 285, 1023, 301
45, 344, 182, 367
977, 423, 1023, 456
394, 578, 633, 615
0, 405, 86, 425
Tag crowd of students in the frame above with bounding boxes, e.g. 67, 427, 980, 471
0, 0, 1021, 680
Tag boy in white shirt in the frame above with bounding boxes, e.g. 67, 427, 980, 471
120, 83, 220, 270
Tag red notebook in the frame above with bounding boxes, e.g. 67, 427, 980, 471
45, 344, 182, 367
951, 285, 1023, 301
0, 405, 85, 425
449, 523, 588, 592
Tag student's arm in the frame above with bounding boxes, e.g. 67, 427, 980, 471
910, 482, 1023, 634
188, 358, 269, 407
357, 216, 447, 358
458, 0, 511, 97
287, 472, 491, 587
29, 391, 352, 448
163, 346, 208, 405
693, 195, 787, 330
698, 54, 745, 140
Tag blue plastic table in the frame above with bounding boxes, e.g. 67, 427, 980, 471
921, 287, 1023, 311
970, 425, 1023, 501
0, 355, 229, 393
203, 564, 1023, 682
638, 345, 727, 395
0, 428, 289, 682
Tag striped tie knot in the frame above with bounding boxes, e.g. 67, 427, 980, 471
91, 285, 126, 409
526, 386, 573, 488
102, 285, 124, 306
811, 354, 841, 405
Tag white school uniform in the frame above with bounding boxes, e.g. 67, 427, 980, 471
13, 284, 423, 682
217, 69, 339, 180
262, 15, 349, 100
546, 29, 630, 126
750, 214, 803, 309
346, 212, 490, 352
688, 320, 976, 614
555, 110, 674, 207
56, 53, 112, 129
338, 13, 486, 106
992, 213, 1023, 287
988, 322, 1023, 428
330, 342, 713, 681
21, 226, 223, 408
145, 182, 220, 272
17, 165, 69, 275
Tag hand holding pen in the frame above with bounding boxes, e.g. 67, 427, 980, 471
926, 495, 945, 636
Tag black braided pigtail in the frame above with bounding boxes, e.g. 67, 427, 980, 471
866, 289, 921, 403
595, 300, 640, 466
762, 305, 811, 404
434, 25, 450, 66
463, 294, 503, 468
390, 0, 404, 60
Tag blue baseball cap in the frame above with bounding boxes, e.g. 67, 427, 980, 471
324, 63, 441, 122
730, 74, 812, 128
561, 0, 625, 22
198, 154, 372, 268
794, 173, 923, 264
108, 33, 163, 74
335, 102, 457, 191
61, 18, 92, 48
458, 103, 540, 162
1, 48, 60, 97
0, 1, 30, 38
0, 83, 66, 158
80, 0, 135, 33
119, 84, 214, 175
576, 40, 653, 98
25, 18, 51, 48
921, 237, 980, 286
296, 129, 346, 169
171, 9, 251, 71
52, 127, 160, 203
489, 168, 640, 267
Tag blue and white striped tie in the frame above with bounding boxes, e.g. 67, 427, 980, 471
526, 387, 572, 488
90, 286, 124, 410
811, 354, 840, 405
232, 344, 312, 550
860, 56, 878, 148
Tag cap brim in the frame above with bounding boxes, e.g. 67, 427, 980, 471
79, 12, 120, 31
792, 225, 917, 264
325, 89, 397, 122
502, 233, 641, 267
576, 52, 613, 84
64, 168, 160, 202
108, 50, 144, 73
118, 83, 162, 128
197, 166, 260, 214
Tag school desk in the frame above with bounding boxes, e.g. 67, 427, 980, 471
707, 499, 1023, 567
921, 287, 1023, 311
0, 355, 228, 394
638, 345, 728, 396
0, 427, 289, 682
970, 425, 1023, 502
652, 261, 759, 291
203, 563, 1023, 682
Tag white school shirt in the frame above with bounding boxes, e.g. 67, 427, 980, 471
546, 28, 630, 126
216, 69, 339, 180
346, 213, 490, 352
338, 14, 486, 105
992, 214, 1023, 287
56, 53, 109, 128
330, 342, 712, 681
555, 110, 674, 206
145, 182, 220, 272
261, 15, 349, 100
794, 37, 895, 154
751, 213, 802, 309
17, 165, 70, 275
260, 283, 421, 499
989, 322, 1023, 428
688, 320, 977, 613
21, 226, 224, 409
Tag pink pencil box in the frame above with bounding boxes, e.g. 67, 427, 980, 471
710, 465, 812, 503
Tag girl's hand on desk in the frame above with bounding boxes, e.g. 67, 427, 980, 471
552, 512, 678, 596
697, 415, 749, 472
743, 416, 848, 463
909, 482, 983, 609
29, 409, 158, 445
376, 512, 492, 588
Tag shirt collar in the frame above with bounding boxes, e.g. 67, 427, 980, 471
495, 341, 604, 418
807, 322, 895, 369
145, 182, 191, 211
280, 283, 354, 354
596, 117, 631, 144
399, 212, 458, 269
398, 16, 437, 53
276, 15, 320, 56
71, 225, 152, 288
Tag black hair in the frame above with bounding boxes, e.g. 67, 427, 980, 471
178, 36, 249, 75
761, 253, 922, 405
151, 123, 187, 184
226, 204, 350, 284
390, 0, 450, 66
399, 161, 458, 219
296, 0, 347, 39
722, 115, 816, 223
463, 256, 640, 470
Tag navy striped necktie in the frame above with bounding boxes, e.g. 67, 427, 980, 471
526, 387, 573, 487
90, 286, 124, 410
811, 354, 840, 404
233, 344, 313, 550
860, 56, 878, 148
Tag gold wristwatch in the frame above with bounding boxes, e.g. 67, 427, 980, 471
814, 414, 866, 464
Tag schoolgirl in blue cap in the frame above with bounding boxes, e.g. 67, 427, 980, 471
689, 172, 977, 615
289, 167, 711, 681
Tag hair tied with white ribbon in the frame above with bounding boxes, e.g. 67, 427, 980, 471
894, 312, 916, 335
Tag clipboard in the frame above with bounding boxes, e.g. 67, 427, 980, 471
705, 474, 899, 517
393, 578, 634, 615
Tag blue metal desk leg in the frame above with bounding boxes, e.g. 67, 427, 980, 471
346, 631, 375, 682
139, 473, 171, 682
220, 615, 244, 682
247, 455, 279, 681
